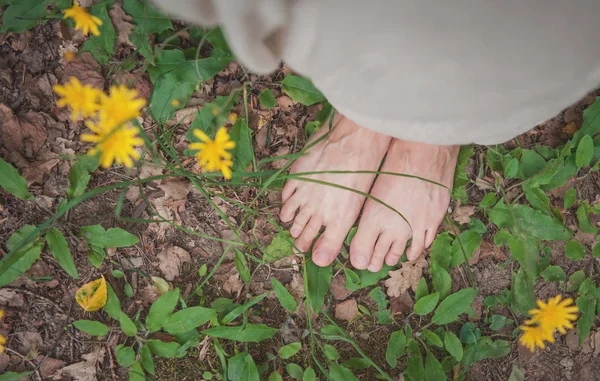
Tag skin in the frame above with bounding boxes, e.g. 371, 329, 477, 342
280, 112, 459, 270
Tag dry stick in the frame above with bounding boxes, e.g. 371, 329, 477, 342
5, 347, 43, 381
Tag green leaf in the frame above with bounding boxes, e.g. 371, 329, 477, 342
271, 278, 297, 312
81, 4, 116, 64
489, 314, 507, 331
229, 118, 254, 172
566, 270, 586, 292
122, 0, 173, 34
576, 279, 597, 346
241, 354, 260, 381
518, 149, 547, 180
344, 265, 393, 291
329, 363, 359, 381
146, 339, 180, 358
104, 284, 121, 320
286, 364, 304, 380
0, 225, 43, 287
432, 288, 477, 325
268, 372, 283, 381
115, 345, 135, 367
146, 288, 180, 332
263, 231, 294, 263
576, 135, 594, 168
489, 201, 572, 240
234, 249, 251, 283
593, 242, 600, 258
72, 320, 109, 336
415, 278, 429, 302
80, 225, 139, 248
430, 262, 451, 300
512, 268, 536, 313
202, 323, 277, 342
444, 332, 463, 361
404, 339, 424, 381
430, 232, 452, 270
119, 312, 137, 336
45, 228, 78, 279
140, 345, 155, 375
163, 306, 216, 334
422, 329, 443, 348
342, 358, 370, 370
221, 292, 269, 324
323, 344, 340, 361
1, 0, 48, 32
185, 94, 237, 143
564, 188, 577, 209
279, 342, 301, 359
414, 292, 439, 316
303, 367, 316, 381
281, 75, 325, 106
259, 88, 276, 109
450, 230, 482, 267
385, 330, 406, 368
565, 240, 586, 261
508, 363, 525, 381
0, 372, 32, 381
460, 322, 481, 344
129, 362, 145, 381
424, 352, 445, 381
523, 184, 551, 213
87, 245, 105, 268
0, 158, 31, 199
504, 157, 519, 179
540, 265, 566, 282
307, 260, 332, 313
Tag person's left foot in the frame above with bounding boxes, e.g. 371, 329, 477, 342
350, 139, 459, 271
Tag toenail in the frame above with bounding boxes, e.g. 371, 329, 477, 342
354, 255, 369, 269
368, 263, 380, 272
290, 227, 301, 237
313, 249, 331, 265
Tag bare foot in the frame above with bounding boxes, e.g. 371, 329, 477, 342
280, 113, 391, 266
350, 140, 459, 271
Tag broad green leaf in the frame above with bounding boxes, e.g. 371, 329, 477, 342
163, 306, 216, 334
221, 292, 269, 324
518, 149, 546, 180
234, 249, 251, 282
430, 232, 452, 270
130, 31, 153, 62
140, 345, 155, 375
147, 49, 186, 83
241, 354, 260, 381
259, 88, 276, 109
431, 288, 477, 325
422, 329, 443, 348
385, 330, 406, 368
344, 265, 392, 291
468, 218, 488, 234
460, 322, 481, 344
115, 345, 135, 367
576, 203, 600, 234
489, 314, 507, 331
504, 157, 519, 179
119, 312, 137, 336
229, 118, 254, 172
307, 260, 332, 313
342, 358, 370, 370
104, 284, 122, 320
415, 278, 429, 302
303, 367, 316, 381
444, 332, 463, 361
0, 225, 43, 287
271, 278, 297, 312
0, 372, 32, 381
540, 265, 566, 282
146, 288, 180, 332
45, 228, 78, 279
511, 268, 536, 313
124, 285, 133, 298
508, 363, 525, 381
565, 240, 586, 261
87, 245, 105, 268
268, 372, 283, 381
523, 184, 551, 213
576, 135, 594, 168
228, 352, 247, 381
576, 278, 597, 345
185, 94, 238, 144
81, 4, 116, 64
593, 242, 600, 258
329, 363, 359, 381
413, 292, 439, 316
453, 145, 474, 203
286, 364, 304, 380
489, 201, 572, 240
80, 225, 139, 248
564, 188, 577, 209
424, 352, 445, 381
404, 339, 424, 381
572, 97, 600, 145
202, 323, 277, 342
281, 75, 325, 106
0, 157, 31, 199
1, 0, 48, 32
370, 287, 393, 324
430, 262, 451, 300
122, 0, 173, 34
263, 231, 294, 263
450, 230, 482, 267
279, 342, 301, 359
129, 362, 145, 381
462, 337, 511, 366
72, 320, 109, 336
146, 339, 180, 358
323, 344, 340, 360
566, 270, 586, 292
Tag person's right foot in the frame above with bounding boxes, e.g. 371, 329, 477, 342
279, 113, 391, 266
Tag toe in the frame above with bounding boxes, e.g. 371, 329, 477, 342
294, 217, 323, 253
281, 180, 297, 203
350, 223, 380, 270
368, 234, 393, 272
279, 194, 303, 223
312, 224, 349, 267
385, 234, 409, 266
290, 207, 311, 238
424, 228, 437, 249
406, 229, 426, 261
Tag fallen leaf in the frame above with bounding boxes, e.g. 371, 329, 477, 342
157, 245, 192, 281
384, 257, 425, 298
593, 330, 600, 356
276, 95, 294, 112
63, 52, 104, 88
75, 276, 108, 312
335, 299, 358, 321
58, 347, 105, 381
469, 295, 484, 322
0, 289, 25, 307
109, 2, 135, 46
15, 331, 42, 354
35, 356, 65, 378
0, 105, 47, 156
330, 274, 352, 300
478, 241, 507, 261
452, 204, 476, 225
139, 159, 164, 179
214, 263, 244, 297
22, 158, 60, 185
563, 121, 579, 136
158, 178, 192, 201
390, 292, 414, 316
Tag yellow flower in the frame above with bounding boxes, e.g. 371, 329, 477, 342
0, 309, 4, 319
0, 333, 5, 353
519, 324, 554, 352
82, 121, 143, 168
228, 113, 238, 123
64, 51, 76, 62
526, 295, 579, 335
189, 127, 235, 179
75, 276, 108, 312
98, 85, 146, 129
64, 4, 103, 37
171, 99, 181, 107
54, 77, 103, 121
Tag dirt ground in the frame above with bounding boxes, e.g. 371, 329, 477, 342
1, 14, 599, 381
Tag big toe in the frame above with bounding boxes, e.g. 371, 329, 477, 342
312, 225, 348, 267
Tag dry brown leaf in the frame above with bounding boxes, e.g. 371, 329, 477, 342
139, 159, 164, 179
335, 299, 358, 321
63, 52, 104, 88
109, 2, 135, 46
452, 204, 476, 225
58, 347, 105, 381
0, 288, 25, 307
35, 356, 65, 378
384, 257, 425, 298
0, 105, 47, 156
22, 158, 60, 185
158, 178, 192, 201
330, 274, 352, 301
157, 245, 192, 281
214, 263, 244, 297
563, 121, 579, 136
390, 292, 414, 316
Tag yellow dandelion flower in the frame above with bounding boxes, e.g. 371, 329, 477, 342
54, 77, 103, 121
82, 121, 143, 168
98, 85, 146, 129
526, 295, 579, 335
189, 127, 236, 179
0, 309, 4, 319
64, 51, 76, 62
228, 113, 238, 123
64, 3, 103, 37
0, 333, 5, 353
519, 324, 554, 352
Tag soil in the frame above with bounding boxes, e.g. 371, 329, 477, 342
1, 9, 599, 381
